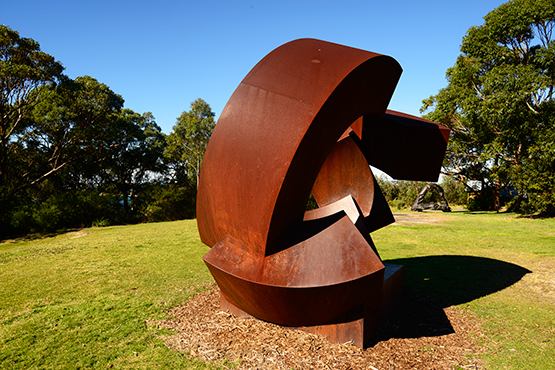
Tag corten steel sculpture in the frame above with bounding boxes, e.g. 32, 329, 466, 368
197, 39, 450, 348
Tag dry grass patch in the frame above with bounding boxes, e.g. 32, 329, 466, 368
392, 212, 449, 226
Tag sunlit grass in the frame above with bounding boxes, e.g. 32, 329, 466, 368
0, 221, 215, 369
374, 211, 555, 369
1, 213, 554, 369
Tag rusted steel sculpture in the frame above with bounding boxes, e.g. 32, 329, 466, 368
197, 39, 450, 347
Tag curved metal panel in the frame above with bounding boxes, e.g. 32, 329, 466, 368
196, 38, 449, 328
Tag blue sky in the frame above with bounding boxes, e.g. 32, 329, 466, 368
2, 0, 507, 134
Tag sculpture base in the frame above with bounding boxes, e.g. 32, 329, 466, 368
220, 263, 403, 348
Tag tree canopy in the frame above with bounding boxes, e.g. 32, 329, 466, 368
99, 109, 166, 213
422, 0, 555, 215
0, 25, 64, 190
10, 76, 125, 195
0, 25, 216, 237
165, 98, 215, 187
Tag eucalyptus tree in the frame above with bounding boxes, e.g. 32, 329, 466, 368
10, 76, 125, 197
422, 0, 555, 213
165, 98, 215, 187
100, 110, 166, 213
0, 25, 64, 191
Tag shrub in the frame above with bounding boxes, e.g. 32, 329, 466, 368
140, 184, 197, 222
440, 176, 468, 206
376, 174, 469, 210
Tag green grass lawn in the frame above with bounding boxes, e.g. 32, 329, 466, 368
374, 211, 555, 369
1, 213, 554, 369
0, 221, 215, 369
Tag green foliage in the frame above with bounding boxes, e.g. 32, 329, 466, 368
376, 175, 468, 210
140, 184, 197, 222
165, 98, 215, 187
467, 189, 497, 212
440, 176, 468, 206
376, 176, 428, 210
305, 193, 318, 211
4, 75, 124, 198
510, 112, 555, 216
98, 109, 167, 213
0, 26, 212, 237
421, 0, 555, 213
3, 188, 123, 236
92, 218, 111, 227
0, 25, 64, 194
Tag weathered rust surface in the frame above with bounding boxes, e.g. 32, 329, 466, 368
218, 263, 404, 348
311, 134, 394, 234
197, 38, 402, 256
203, 214, 385, 327
196, 38, 450, 347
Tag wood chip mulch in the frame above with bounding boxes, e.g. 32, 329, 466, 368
155, 285, 485, 369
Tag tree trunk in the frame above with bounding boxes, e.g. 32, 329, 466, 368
493, 181, 500, 212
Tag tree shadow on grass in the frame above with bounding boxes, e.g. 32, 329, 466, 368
372, 255, 531, 342
0, 228, 81, 244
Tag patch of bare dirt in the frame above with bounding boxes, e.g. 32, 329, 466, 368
0, 228, 87, 244
156, 286, 485, 369
392, 212, 446, 226
68, 230, 90, 239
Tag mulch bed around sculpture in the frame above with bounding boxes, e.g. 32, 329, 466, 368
155, 285, 485, 369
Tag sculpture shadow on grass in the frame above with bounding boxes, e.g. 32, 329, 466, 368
372, 255, 531, 342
